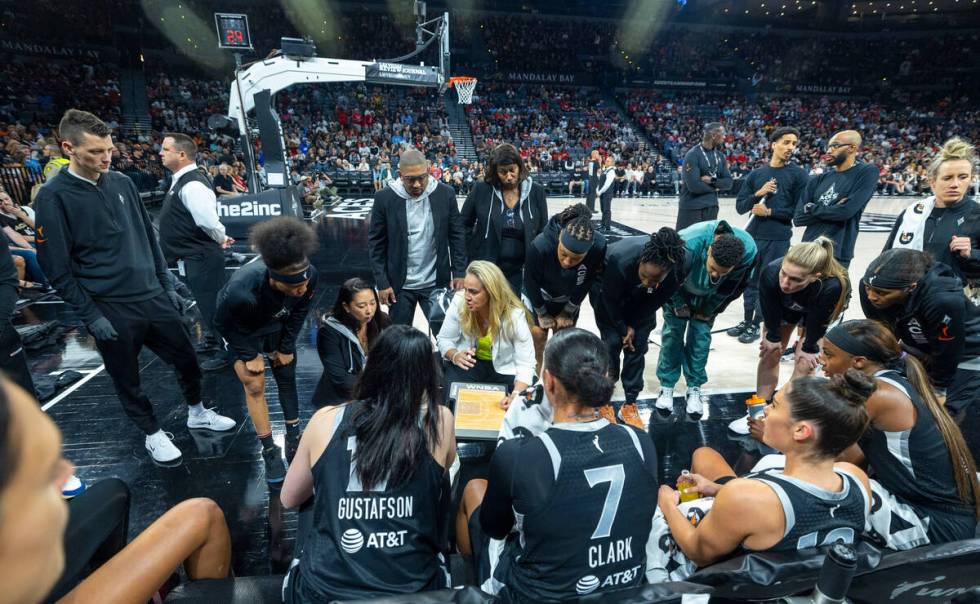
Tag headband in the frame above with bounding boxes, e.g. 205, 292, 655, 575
560, 228, 594, 255
862, 267, 916, 290
823, 324, 889, 363
269, 264, 311, 284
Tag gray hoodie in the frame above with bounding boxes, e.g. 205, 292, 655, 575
391, 177, 440, 290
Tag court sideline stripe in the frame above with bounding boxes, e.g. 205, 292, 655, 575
41, 365, 106, 411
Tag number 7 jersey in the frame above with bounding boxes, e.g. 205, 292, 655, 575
497, 421, 658, 602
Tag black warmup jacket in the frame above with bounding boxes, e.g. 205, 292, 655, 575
214, 259, 318, 361
861, 263, 980, 388
312, 315, 369, 407
884, 197, 980, 282
679, 144, 733, 211
758, 258, 847, 353
459, 180, 548, 265
35, 169, 170, 324
367, 181, 466, 293
592, 235, 689, 336
523, 216, 607, 316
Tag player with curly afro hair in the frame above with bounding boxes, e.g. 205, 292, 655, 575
214, 217, 320, 484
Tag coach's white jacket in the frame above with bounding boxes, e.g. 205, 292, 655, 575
436, 293, 536, 386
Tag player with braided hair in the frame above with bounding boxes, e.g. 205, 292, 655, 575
523, 203, 607, 374
591, 227, 688, 428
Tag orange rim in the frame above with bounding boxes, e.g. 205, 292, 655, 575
448, 76, 477, 88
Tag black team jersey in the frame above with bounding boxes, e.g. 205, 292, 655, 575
290, 404, 451, 602
741, 467, 867, 552
863, 370, 976, 543
758, 258, 847, 353
480, 420, 658, 603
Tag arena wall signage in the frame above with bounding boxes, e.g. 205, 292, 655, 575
0, 40, 109, 60
793, 83, 853, 95
506, 71, 579, 84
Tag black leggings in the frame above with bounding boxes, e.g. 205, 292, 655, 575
270, 359, 300, 422
44, 478, 131, 603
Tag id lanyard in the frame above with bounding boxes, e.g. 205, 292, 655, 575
699, 145, 718, 178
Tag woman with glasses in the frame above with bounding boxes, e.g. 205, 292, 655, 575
460, 143, 549, 294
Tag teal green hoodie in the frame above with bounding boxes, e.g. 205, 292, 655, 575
671, 220, 757, 316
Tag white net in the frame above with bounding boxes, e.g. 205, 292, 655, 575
453, 78, 477, 104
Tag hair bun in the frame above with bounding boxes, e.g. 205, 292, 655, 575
833, 369, 877, 405
940, 137, 976, 163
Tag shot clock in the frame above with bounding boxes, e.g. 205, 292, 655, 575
214, 13, 253, 50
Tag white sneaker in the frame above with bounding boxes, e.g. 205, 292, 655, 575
655, 388, 674, 411
62, 474, 86, 499
686, 387, 706, 415
187, 406, 237, 432
728, 414, 750, 435
145, 431, 182, 464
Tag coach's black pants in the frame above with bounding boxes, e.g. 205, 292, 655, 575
598, 320, 653, 402
743, 239, 791, 324
181, 247, 227, 347
389, 286, 438, 326
600, 192, 614, 230
94, 293, 202, 435
43, 478, 130, 603
675, 205, 719, 231
0, 321, 34, 396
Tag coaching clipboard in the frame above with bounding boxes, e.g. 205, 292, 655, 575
450, 382, 508, 440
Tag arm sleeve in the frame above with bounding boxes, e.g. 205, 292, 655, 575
214, 293, 261, 361
565, 250, 602, 314
735, 173, 759, 215
367, 194, 391, 290
278, 277, 317, 355
682, 154, 715, 195
479, 441, 520, 539
436, 296, 464, 358
35, 194, 104, 324
447, 193, 468, 279
801, 280, 845, 353
523, 244, 547, 315
181, 182, 227, 243
459, 187, 478, 234
759, 266, 784, 343
714, 157, 733, 193
810, 167, 878, 223
923, 295, 966, 388
316, 329, 357, 398
600, 263, 629, 337
793, 178, 820, 227
132, 180, 172, 292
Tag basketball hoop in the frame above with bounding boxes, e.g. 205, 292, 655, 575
448, 76, 478, 105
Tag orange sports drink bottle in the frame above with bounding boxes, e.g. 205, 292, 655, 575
678, 470, 700, 503
746, 394, 767, 419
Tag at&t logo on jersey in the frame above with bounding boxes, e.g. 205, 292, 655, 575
576, 565, 642, 595
341, 528, 364, 553
339, 527, 409, 554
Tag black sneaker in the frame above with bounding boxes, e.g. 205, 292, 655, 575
726, 320, 749, 337
262, 445, 286, 485
285, 428, 301, 465
738, 324, 761, 343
